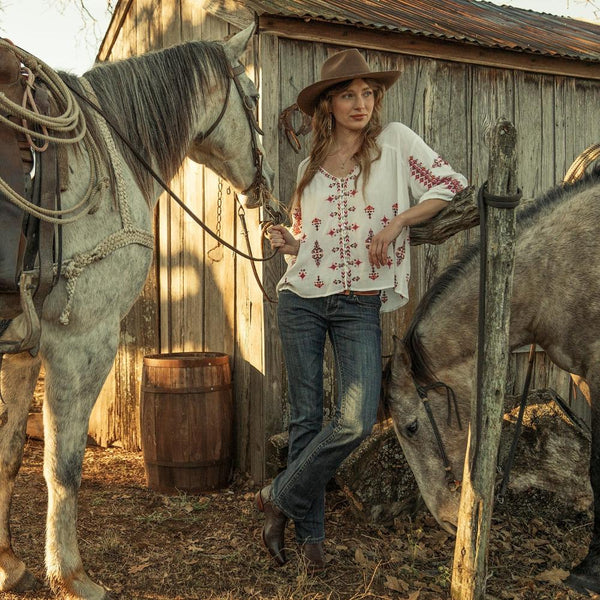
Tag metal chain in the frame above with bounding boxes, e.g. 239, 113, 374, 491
208, 178, 225, 262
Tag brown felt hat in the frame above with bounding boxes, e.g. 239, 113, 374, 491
296, 49, 401, 116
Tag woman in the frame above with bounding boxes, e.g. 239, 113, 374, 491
256, 48, 468, 570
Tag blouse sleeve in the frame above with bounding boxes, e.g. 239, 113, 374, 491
405, 128, 468, 203
283, 160, 308, 265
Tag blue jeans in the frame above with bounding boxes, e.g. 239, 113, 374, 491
272, 290, 382, 543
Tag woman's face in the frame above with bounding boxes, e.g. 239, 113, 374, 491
330, 78, 375, 133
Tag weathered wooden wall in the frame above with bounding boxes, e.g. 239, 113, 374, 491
90, 0, 600, 482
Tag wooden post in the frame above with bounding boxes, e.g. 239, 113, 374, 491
451, 119, 519, 600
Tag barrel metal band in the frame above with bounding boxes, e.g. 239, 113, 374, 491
141, 383, 232, 394
145, 458, 231, 468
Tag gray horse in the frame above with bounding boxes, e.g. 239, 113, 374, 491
0, 26, 274, 600
386, 168, 600, 594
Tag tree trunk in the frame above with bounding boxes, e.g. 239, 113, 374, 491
451, 119, 519, 600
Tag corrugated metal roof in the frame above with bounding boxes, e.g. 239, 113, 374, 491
247, 0, 600, 63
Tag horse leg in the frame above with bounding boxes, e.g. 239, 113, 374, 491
567, 375, 600, 593
0, 352, 43, 592
42, 324, 118, 600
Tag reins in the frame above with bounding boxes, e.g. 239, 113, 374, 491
414, 380, 462, 491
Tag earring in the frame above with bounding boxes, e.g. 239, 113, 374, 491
327, 113, 333, 134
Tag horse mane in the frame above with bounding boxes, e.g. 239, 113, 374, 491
60, 41, 231, 200
403, 165, 600, 382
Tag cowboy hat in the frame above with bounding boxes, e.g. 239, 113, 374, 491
296, 49, 401, 116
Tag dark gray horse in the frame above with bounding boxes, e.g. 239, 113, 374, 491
386, 167, 600, 594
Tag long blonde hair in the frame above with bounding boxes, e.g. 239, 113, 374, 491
292, 78, 385, 212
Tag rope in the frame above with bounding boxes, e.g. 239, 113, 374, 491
0, 39, 105, 223
58, 79, 154, 325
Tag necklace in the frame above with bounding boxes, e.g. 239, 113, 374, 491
331, 147, 356, 172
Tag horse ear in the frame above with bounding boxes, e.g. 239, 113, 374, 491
391, 335, 411, 371
224, 24, 256, 59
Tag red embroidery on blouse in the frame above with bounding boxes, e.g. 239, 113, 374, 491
314, 276, 324, 288
396, 239, 406, 265
292, 206, 302, 236
312, 241, 323, 266
365, 205, 375, 219
312, 217, 322, 230
409, 156, 465, 194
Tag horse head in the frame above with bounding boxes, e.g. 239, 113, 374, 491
187, 25, 275, 208
386, 336, 475, 534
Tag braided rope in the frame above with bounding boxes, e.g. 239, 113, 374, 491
58, 79, 154, 325
0, 39, 104, 223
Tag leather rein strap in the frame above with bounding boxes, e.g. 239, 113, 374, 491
414, 380, 462, 491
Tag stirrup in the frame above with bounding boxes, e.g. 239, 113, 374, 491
0, 271, 41, 356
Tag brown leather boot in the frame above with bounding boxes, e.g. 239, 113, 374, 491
255, 485, 288, 566
300, 541, 326, 572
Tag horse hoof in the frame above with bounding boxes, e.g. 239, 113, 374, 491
12, 568, 43, 592
565, 572, 600, 594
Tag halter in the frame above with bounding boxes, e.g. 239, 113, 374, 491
198, 62, 272, 210
413, 378, 463, 491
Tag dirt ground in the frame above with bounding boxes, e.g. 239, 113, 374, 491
5, 438, 600, 600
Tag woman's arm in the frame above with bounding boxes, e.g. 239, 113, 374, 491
368, 198, 447, 268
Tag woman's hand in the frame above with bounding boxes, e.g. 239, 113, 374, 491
369, 218, 405, 268
267, 225, 300, 255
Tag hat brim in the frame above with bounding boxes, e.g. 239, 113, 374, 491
296, 70, 401, 116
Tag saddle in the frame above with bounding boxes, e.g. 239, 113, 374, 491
0, 43, 60, 354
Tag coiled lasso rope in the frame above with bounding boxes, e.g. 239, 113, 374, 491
0, 38, 108, 224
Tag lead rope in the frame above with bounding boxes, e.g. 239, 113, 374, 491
236, 196, 277, 303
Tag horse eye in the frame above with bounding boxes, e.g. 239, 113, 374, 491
405, 419, 419, 438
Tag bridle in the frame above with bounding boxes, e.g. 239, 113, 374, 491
413, 378, 463, 491
197, 61, 274, 212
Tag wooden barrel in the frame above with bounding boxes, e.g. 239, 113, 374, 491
140, 352, 233, 493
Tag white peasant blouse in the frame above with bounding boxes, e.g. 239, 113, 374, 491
276, 122, 468, 312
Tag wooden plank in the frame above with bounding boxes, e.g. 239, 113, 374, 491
277, 38, 317, 209
91, 0, 160, 451
199, 16, 232, 356
257, 32, 285, 478
182, 0, 204, 41
179, 159, 205, 352
258, 16, 600, 81
96, 0, 135, 62
162, 0, 182, 44
420, 60, 470, 290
